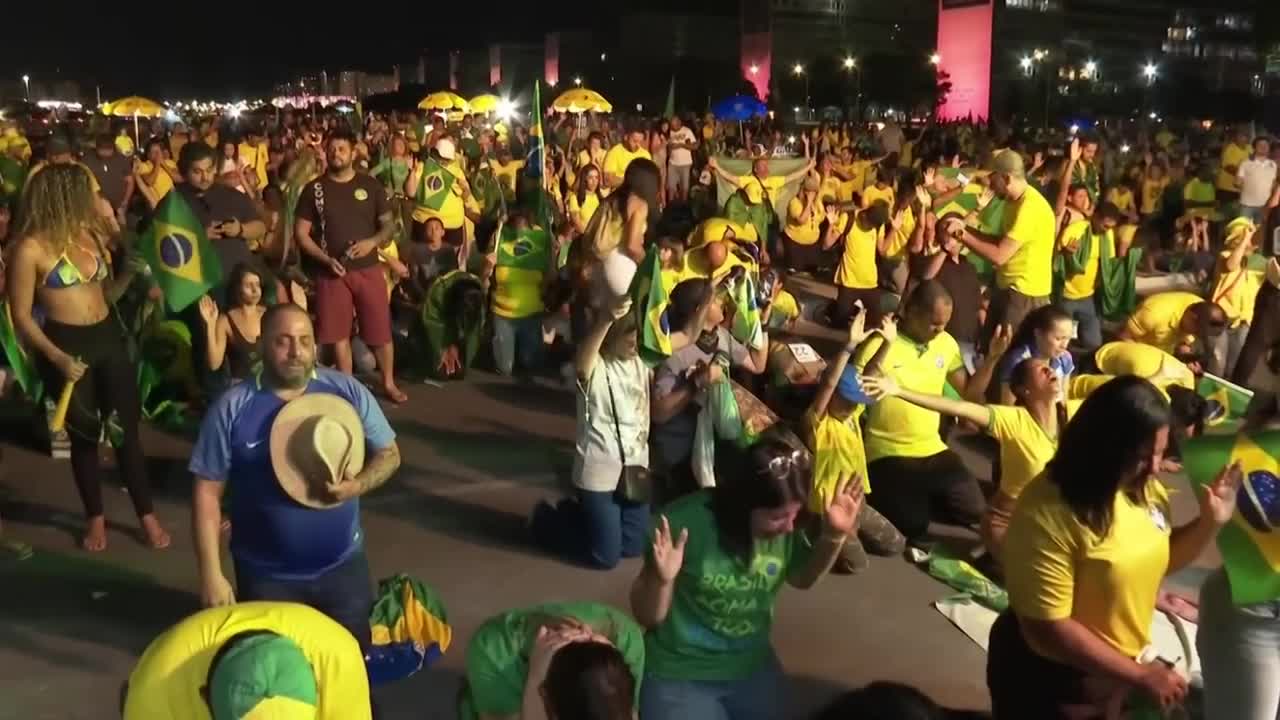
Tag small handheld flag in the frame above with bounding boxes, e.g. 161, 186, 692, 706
416, 158, 456, 211
632, 247, 672, 363
140, 192, 222, 313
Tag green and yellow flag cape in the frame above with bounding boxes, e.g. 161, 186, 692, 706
140, 192, 222, 313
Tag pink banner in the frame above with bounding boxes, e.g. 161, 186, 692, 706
489, 45, 502, 87
936, 0, 992, 121
545, 32, 560, 88
740, 31, 771, 101
449, 51, 460, 91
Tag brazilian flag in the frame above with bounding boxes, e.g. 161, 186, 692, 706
0, 300, 41, 401
416, 157, 455, 211
1184, 430, 1280, 605
368, 574, 451, 683
631, 247, 672, 363
1198, 372, 1253, 428
495, 224, 550, 272
140, 193, 222, 313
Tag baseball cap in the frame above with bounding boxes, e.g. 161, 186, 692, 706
991, 150, 1025, 179
208, 633, 318, 720
434, 137, 456, 160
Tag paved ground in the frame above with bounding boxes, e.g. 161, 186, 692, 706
0, 337, 1218, 720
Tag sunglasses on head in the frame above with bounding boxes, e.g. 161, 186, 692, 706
761, 447, 810, 478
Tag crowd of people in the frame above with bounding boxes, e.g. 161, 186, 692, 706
1, 98, 1280, 720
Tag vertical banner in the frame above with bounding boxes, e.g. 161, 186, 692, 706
545, 32, 561, 88
740, 31, 772, 101
489, 45, 502, 87
936, 0, 993, 121
449, 51, 460, 91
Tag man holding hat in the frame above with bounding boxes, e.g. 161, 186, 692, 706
190, 304, 401, 651
945, 150, 1056, 347
122, 601, 372, 719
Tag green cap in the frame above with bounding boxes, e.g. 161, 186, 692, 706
208, 634, 319, 720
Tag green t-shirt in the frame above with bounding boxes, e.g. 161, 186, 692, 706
644, 491, 813, 682
459, 602, 644, 720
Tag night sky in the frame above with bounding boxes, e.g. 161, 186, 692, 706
2, 1, 739, 98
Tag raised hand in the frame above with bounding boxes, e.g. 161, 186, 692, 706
988, 323, 1013, 360
1202, 461, 1243, 527
651, 515, 688, 583
197, 295, 219, 325
1069, 138, 1082, 162
859, 373, 899, 400
878, 314, 898, 344
847, 308, 869, 347
822, 472, 865, 537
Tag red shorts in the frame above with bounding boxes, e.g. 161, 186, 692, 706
313, 264, 392, 346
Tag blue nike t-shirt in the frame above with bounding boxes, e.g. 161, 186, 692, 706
189, 368, 396, 580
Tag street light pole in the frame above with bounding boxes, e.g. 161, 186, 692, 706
22, 74, 30, 101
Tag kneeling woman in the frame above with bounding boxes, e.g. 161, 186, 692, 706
531, 296, 650, 569
631, 438, 863, 720
987, 376, 1241, 719
7, 164, 169, 551
460, 601, 643, 720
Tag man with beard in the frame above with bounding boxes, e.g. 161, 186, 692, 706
945, 150, 1056, 347
295, 127, 406, 403
189, 303, 401, 650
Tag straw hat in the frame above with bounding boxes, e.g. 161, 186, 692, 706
269, 394, 366, 509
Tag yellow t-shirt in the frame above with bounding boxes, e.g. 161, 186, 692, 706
998, 185, 1056, 297
861, 183, 895, 210
238, 141, 269, 190
1094, 341, 1195, 390
804, 408, 869, 513
785, 195, 822, 245
1218, 142, 1250, 192
576, 147, 606, 171
1105, 186, 1135, 214
115, 134, 135, 157
1183, 179, 1218, 221
122, 602, 371, 720
835, 213, 880, 290
490, 158, 525, 197
492, 266, 544, 319
735, 174, 786, 205
854, 332, 963, 462
602, 144, 652, 182
1005, 474, 1172, 663
1140, 178, 1167, 215
884, 205, 916, 262
1124, 291, 1203, 353
137, 159, 179, 200
1212, 253, 1263, 327
567, 191, 601, 230
837, 160, 873, 201
1057, 220, 1107, 301
769, 290, 800, 326
411, 160, 469, 229
817, 174, 843, 203
987, 401, 1081, 502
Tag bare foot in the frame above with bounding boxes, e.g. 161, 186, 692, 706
382, 382, 408, 404
139, 514, 171, 550
82, 516, 108, 552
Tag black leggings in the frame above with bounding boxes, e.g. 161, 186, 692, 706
38, 315, 152, 518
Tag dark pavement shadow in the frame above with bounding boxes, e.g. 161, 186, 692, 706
0, 547, 199, 660
363, 472, 551, 561
373, 665, 464, 720
392, 420, 574, 481
471, 378, 574, 417
786, 674, 856, 719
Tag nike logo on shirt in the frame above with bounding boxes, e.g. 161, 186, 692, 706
246, 439, 266, 449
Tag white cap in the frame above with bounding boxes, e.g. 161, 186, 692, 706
434, 138, 456, 160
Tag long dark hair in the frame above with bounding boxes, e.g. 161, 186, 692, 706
225, 262, 263, 309
575, 163, 602, 208
541, 641, 635, 720
1047, 376, 1171, 537
617, 158, 661, 242
710, 437, 812, 561
1008, 304, 1071, 355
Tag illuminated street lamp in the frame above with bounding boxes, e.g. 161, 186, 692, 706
1142, 62, 1159, 84
843, 56, 862, 121
929, 52, 942, 65
1020, 56, 1033, 73
749, 64, 759, 75
574, 76, 582, 86
792, 63, 804, 75
1082, 60, 1098, 79
22, 74, 30, 101
1033, 48, 1047, 61
843, 56, 856, 70
792, 63, 808, 115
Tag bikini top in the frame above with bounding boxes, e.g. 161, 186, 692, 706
45, 247, 108, 289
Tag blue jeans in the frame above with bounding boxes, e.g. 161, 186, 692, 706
531, 488, 649, 569
235, 549, 375, 651
1197, 568, 1280, 720
640, 654, 784, 720
1060, 296, 1103, 351
492, 313, 545, 376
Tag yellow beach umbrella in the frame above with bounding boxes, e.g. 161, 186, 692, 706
418, 92, 470, 113
468, 94, 501, 114
105, 96, 167, 147
551, 88, 613, 114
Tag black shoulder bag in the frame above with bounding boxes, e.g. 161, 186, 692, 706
604, 365, 653, 505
